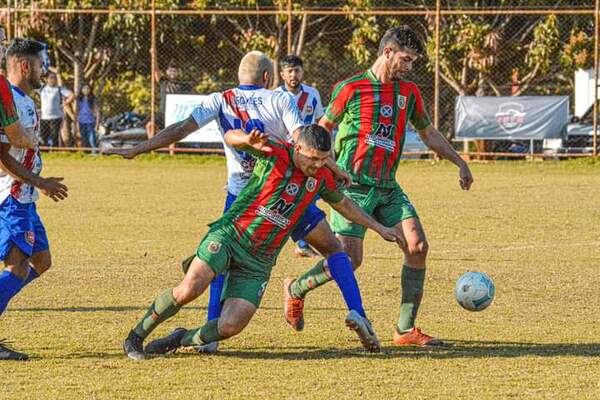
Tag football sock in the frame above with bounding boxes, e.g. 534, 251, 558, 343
180, 319, 223, 346
133, 289, 181, 339
397, 265, 425, 332
327, 252, 366, 318
289, 259, 332, 299
0, 270, 24, 315
207, 274, 225, 321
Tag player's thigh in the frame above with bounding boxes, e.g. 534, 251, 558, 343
174, 256, 217, 304
331, 185, 378, 240
30, 250, 51, 275
218, 297, 257, 337
303, 219, 342, 257
374, 185, 419, 230
337, 234, 365, 268
4, 245, 30, 279
393, 217, 428, 264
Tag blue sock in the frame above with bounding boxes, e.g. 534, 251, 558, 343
207, 274, 225, 321
327, 252, 366, 318
296, 239, 309, 249
0, 270, 26, 315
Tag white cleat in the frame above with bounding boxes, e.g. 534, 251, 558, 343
345, 310, 381, 353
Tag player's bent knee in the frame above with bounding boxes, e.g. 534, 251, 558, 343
218, 318, 247, 338
407, 239, 429, 259
174, 280, 204, 304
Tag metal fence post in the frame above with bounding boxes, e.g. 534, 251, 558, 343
6, 0, 12, 41
287, 0, 292, 54
594, 0, 599, 157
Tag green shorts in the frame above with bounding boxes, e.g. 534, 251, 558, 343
331, 183, 419, 239
196, 227, 272, 308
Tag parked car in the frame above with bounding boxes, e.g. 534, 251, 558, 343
402, 126, 430, 159
97, 112, 148, 151
543, 101, 600, 157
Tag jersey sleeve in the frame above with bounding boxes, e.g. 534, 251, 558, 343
313, 89, 325, 120
318, 169, 344, 204
60, 87, 73, 98
0, 75, 19, 129
189, 92, 222, 129
280, 92, 303, 138
409, 84, 431, 131
324, 80, 354, 124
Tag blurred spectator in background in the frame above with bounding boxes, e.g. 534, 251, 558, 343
146, 62, 193, 138
40, 71, 74, 147
76, 83, 100, 152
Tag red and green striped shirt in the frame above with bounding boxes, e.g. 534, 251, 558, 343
325, 70, 431, 188
0, 75, 19, 129
215, 140, 343, 264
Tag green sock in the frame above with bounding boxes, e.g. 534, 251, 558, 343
397, 265, 426, 333
180, 319, 223, 346
289, 259, 332, 299
133, 289, 182, 339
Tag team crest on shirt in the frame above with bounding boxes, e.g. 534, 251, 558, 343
397, 95, 407, 110
304, 105, 313, 114
285, 183, 299, 196
381, 104, 393, 118
207, 241, 222, 254
24, 231, 35, 245
306, 177, 317, 192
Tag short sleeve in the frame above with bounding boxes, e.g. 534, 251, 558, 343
313, 90, 325, 120
280, 92, 303, 137
0, 76, 19, 129
318, 169, 344, 203
409, 84, 431, 131
324, 80, 355, 124
190, 92, 222, 128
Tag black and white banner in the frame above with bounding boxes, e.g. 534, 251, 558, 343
455, 96, 569, 140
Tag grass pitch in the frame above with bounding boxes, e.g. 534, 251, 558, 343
1, 154, 600, 399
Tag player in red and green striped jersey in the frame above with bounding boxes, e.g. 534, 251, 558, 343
285, 26, 474, 347
123, 125, 403, 360
0, 25, 37, 151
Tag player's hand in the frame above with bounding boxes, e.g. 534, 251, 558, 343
103, 148, 137, 159
458, 162, 473, 191
245, 128, 272, 153
378, 226, 406, 247
335, 169, 352, 187
38, 177, 68, 202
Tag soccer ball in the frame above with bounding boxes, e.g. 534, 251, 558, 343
455, 271, 495, 311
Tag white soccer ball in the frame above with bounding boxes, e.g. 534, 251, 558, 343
455, 271, 495, 311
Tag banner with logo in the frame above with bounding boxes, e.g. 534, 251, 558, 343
454, 96, 569, 139
165, 94, 223, 143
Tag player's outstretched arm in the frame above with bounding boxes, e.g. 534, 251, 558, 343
3, 121, 37, 149
326, 196, 403, 246
224, 128, 272, 155
103, 117, 199, 159
418, 124, 474, 191
0, 143, 68, 202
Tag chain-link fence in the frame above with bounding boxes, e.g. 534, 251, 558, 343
0, 1, 598, 159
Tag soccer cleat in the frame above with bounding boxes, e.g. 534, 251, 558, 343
293, 245, 319, 258
283, 278, 304, 331
344, 310, 381, 353
392, 327, 447, 347
123, 331, 145, 361
144, 327, 187, 355
0, 339, 28, 361
194, 341, 219, 354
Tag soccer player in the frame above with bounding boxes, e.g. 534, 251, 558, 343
123, 125, 402, 360
284, 26, 474, 346
108, 51, 381, 353
0, 38, 69, 360
275, 54, 324, 258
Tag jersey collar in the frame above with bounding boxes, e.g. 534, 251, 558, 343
11, 84, 26, 98
238, 84, 262, 90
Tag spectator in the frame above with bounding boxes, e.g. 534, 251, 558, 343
40, 71, 75, 147
146, 62, 193, 137
76, 83, 100, 152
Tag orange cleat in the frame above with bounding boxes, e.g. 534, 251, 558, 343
283, 278, 305, 331
392, 327, 447, 347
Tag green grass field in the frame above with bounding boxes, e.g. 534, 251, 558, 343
2, 154, 600, 399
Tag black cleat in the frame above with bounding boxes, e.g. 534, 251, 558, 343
145, 327, 187, 355
181, 255, 195, 274
123, 331, 145, 361
0, 340, 28, 361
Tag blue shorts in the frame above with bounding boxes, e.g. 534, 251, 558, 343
0, 196, 49, 261
223, 192, 325, 242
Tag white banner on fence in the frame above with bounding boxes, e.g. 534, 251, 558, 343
165, 94, 223, 143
